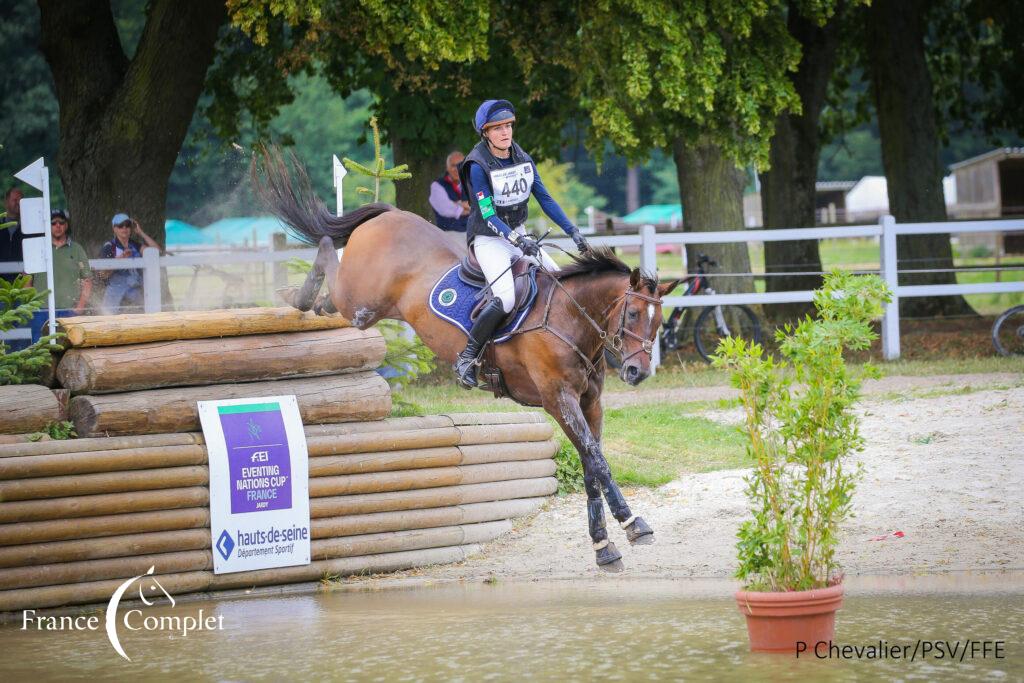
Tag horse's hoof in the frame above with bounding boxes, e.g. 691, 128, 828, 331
599, 559, 625, 573
624, 517, 655, 545
276, 286, 301, 307
595, 541, 623, 568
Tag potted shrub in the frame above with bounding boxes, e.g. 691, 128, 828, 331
713, 271, 890, 653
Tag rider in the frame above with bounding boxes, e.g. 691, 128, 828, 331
454, 99, 590, 388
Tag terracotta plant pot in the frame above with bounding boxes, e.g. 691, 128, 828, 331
735, 583, 844, 653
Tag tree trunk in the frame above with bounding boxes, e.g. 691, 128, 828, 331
673, 139, 752, 295
37, 0, 227, 255
759, 7, 841, 322
390, 132, 440, 222
864, 0, 975, 317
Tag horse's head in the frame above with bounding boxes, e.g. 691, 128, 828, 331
611, 268, 680, 386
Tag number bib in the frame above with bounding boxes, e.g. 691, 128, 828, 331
489, 163, 533, 207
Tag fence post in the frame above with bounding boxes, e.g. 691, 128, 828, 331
272, 232, 287, 292
639, 223, 660, 372
142, 247, 161, 313
879, 214, 900, 360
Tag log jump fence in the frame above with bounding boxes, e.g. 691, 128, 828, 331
0, 308, 558, 614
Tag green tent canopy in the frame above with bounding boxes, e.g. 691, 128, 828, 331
621, 204, 683, 226
165, 219, 213, 246
201, 217, 302, 246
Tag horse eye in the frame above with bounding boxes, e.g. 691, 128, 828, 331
628, 310, 639, 321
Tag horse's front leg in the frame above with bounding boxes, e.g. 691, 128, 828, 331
543, 387, 624, 571
580, 381, 655, 546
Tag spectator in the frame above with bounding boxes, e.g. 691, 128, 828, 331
428, 151, 469, 232
1, 187, 25, 283
32, 210, 92, 315
98, 212, 159, 314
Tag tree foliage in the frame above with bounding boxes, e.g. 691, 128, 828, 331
0, 276, 60, 385
549, 0, 807, 168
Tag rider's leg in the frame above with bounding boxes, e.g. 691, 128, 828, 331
453, 236, 518, 388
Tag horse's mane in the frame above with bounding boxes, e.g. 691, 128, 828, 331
556, 246, 658, 291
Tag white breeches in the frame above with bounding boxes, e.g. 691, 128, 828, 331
474, 229, 559, 313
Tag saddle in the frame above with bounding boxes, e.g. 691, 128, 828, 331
459, 250, 538, 328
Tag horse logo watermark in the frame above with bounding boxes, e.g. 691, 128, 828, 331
438, 288, 458, 306
21, 565, 225, 662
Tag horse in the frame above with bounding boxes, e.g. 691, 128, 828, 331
253, 149, 679, 570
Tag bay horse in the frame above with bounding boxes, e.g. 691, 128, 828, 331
254, 150, 679, 570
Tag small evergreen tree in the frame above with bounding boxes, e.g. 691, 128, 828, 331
0, 275, 61, 385
342, 117, 411, 203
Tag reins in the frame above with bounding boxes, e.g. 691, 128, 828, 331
504, 241, 662, 378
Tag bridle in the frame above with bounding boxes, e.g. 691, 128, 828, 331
602, 288, 663, 365
510, 266, 662, 379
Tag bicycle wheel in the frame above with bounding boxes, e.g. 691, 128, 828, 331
659, 307, 685, 354
693, 305, 762, 363
992, 305, 1024, 356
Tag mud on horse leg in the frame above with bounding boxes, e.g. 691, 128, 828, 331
551, 390, 624, 571
580, 384, 655, 547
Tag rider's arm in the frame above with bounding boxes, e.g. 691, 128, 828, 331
530, 163, 577, 237
468, 162, 514, 239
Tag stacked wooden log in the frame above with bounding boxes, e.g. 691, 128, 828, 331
0, 308, 559, 613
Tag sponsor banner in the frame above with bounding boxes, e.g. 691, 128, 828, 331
198, 396, 311, 574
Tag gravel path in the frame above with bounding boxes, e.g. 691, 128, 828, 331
385, 376, 1023, 583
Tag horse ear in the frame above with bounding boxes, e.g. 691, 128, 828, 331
629, 268, 641, 290
658, 279, 681, 297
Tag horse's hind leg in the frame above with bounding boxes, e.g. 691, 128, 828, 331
581, 384, 654, 546
280, 236, 334, 311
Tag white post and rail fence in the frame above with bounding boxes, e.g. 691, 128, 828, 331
3, 216, 1023, 363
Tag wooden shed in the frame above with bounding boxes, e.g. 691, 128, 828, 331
949, 147, 1024, 254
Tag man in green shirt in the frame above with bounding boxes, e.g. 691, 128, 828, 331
32, 210, 92, 314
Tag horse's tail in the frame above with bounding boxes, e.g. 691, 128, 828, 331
251, 144, 394, 248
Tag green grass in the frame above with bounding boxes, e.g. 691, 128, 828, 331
393, 383, 748, 488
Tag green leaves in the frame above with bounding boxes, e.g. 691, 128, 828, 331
714, 272, 890, 591
0, 276, 62, 386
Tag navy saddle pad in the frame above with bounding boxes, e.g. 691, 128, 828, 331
428, 265, 538, 343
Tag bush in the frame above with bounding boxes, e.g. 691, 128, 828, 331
713, 270, 890, 591
553, 436, 585, 494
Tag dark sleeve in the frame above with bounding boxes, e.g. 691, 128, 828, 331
468, 162, 513, 239
530, 163, 577, 236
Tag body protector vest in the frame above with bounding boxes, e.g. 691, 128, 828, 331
459, 140, 535, 243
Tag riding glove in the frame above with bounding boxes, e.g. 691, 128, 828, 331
572, 232, 591, 254
515, 234, 541, 257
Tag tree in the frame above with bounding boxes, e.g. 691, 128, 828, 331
759, 3, 844, 321
553, 1, 806, 294
226, 0, 494, 219
37, 0, 227, 253
863, 0, 974, 316
0, 0, 62, 206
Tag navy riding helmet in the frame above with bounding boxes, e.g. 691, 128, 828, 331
474, 99, 516, 135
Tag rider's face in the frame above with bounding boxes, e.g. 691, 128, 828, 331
484, 121, 514, 150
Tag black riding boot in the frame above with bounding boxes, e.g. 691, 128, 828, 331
454, 298, 506, 389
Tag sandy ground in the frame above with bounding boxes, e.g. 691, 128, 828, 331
388, 375, 1024, 583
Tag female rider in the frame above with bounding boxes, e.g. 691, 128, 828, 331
454, 99, 590, 388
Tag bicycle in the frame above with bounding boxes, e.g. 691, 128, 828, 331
992, 304, 1024, 356
659, 254, 763, 363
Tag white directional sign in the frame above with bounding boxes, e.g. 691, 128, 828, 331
12, 157, 56, 338
14, 157, 45, 191
21, 236, 48, 274
18, 197, 47, 235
